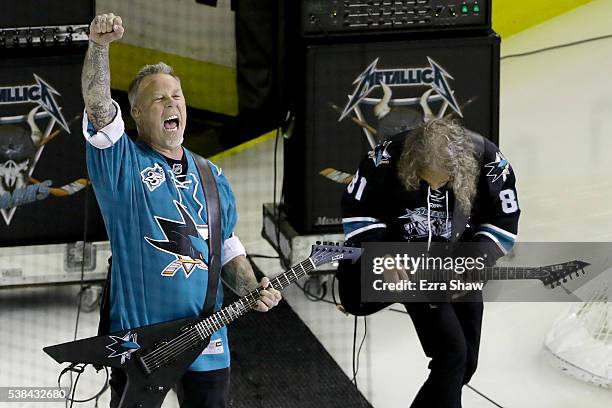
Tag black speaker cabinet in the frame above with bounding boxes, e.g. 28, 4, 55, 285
0, 0, 94, 28
0, 47, 107, 246
283, 32, 500, 234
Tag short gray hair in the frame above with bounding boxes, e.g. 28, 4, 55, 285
127, 62, 180, 108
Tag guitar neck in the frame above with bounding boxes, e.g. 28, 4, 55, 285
474, 266, 544, 282
191, 258, 316, 339
420, 266, 546, 282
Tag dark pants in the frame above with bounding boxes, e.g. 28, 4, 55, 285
109, 367, 230, 408
404, 300, 484, 408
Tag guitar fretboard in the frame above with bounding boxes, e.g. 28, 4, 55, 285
453, 266, 542, 281
139, 258, 318, 373
191, 258, 316, 339
416, 263, 573, 284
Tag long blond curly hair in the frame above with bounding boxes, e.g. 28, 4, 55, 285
397, 118, 479, 212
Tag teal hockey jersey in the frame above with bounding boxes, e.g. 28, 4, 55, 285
83, 102, 238, 371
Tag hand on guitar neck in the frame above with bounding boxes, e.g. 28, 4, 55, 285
254, 277, 282, 312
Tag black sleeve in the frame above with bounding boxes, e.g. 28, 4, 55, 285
341, 149, 392, 246
469, 140, 520, 263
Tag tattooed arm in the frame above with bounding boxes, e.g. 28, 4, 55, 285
82, 13, 124, 130
222, 255, 282, 312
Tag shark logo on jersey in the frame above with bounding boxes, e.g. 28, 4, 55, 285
340, 57, 461, 121
106, 331, 140, 365
484, 152, 511, 183
145, 200, 209, 278
141, 163, 166, 192
368, 140, 393, 167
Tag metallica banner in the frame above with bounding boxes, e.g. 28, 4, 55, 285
0, 51, 106, 246
283, 33, 500, 233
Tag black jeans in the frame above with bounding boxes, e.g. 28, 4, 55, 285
109, 367, 230, 408
404, 299, 484, 408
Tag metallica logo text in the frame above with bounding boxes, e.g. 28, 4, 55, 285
0, 74, 70, 132
340, 57, 462, 121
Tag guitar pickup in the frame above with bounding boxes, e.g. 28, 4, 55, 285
138, 356, 152, 376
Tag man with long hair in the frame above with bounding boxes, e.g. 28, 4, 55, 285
341, 117, 520, 407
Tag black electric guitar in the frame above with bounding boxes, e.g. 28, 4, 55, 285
44, 243, 361, 408
338, 259, 590, 316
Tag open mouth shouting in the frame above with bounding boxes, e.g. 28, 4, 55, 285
163, 114, 180, 132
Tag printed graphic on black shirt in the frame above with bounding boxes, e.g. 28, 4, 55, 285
399, 207, 452, 240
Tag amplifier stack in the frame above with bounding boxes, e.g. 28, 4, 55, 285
281, 0, 499, 234
300, 0, 491, 37
0, 0, 106, 246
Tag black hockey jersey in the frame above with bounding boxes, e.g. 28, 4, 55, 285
341, 132, 520, 261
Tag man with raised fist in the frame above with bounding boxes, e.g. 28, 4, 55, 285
82, 13, 281, 408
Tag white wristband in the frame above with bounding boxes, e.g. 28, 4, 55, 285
82, 99, 125, 149
222, 235, 246, 266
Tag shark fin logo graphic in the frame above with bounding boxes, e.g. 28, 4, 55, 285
106, 331, 140, 365
484, 152, 511, 183
340, 57, 462, 122
368, 140, 393, 167
145, 201, 209, 278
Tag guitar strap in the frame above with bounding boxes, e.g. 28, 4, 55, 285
97, 257, 112, 336
449, 131, 486, 243
193, 154, 223, 318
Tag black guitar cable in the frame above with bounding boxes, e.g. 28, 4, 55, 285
59, 363, 109, 408
351, 316, 367, 385
351, 315, 369, 408
59, 164, 109, 407
352, 316, 358, 390
62, 179, 91, 408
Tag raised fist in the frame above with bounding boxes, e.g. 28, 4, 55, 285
89, 13, 124, 46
